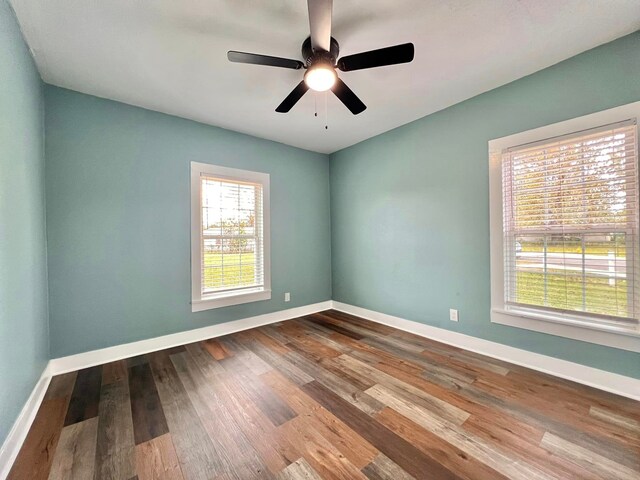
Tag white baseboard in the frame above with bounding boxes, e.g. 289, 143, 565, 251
49, 300, 332, 375
332, 301, 640, 401
0, 364, 52, 480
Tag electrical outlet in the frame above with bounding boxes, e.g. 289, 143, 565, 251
449, 309, 459, 322
284, 292, 291, 302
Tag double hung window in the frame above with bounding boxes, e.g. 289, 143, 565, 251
191, 162, 270, 311
489, 103, 640, 351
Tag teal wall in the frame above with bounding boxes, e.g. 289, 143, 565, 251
21, 29, 640, 378
45, 86, 332, 357
0, 0, 49, 445
330, 32, 640, 378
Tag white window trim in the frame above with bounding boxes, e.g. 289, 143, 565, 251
489, 102, 640, 353
191, 162, 271, 312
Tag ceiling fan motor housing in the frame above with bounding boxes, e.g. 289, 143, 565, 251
302, 36, 340, 67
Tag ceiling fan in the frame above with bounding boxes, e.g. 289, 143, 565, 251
227, 0, 414, 115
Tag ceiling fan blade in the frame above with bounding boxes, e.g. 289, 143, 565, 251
331, 78, 366, 115
307, 0, 332, 52
228, 51, 304, 70
276, 81, 310, 113
337, 43, 414, 72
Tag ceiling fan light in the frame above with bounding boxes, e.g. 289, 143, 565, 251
304, 65, 337, 92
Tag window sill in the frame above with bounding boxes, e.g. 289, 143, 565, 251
192, 289, 271, 312
491, 307, 640, 353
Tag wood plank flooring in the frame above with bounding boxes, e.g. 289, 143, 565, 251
8, 310, 640, 479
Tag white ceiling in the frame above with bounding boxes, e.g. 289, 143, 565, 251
11, 0, 640, 154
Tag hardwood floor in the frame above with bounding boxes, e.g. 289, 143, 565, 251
8, 310, 640, 479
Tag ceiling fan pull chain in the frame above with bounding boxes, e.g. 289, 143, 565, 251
314, 92, 318, 117
325, 91, 328, 130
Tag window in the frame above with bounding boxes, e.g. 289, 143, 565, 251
191, 162, 270, 311
489, 103, 640, 352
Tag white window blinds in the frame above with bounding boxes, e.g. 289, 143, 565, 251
200, 175, 264, 296
502, 120, 639, 325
